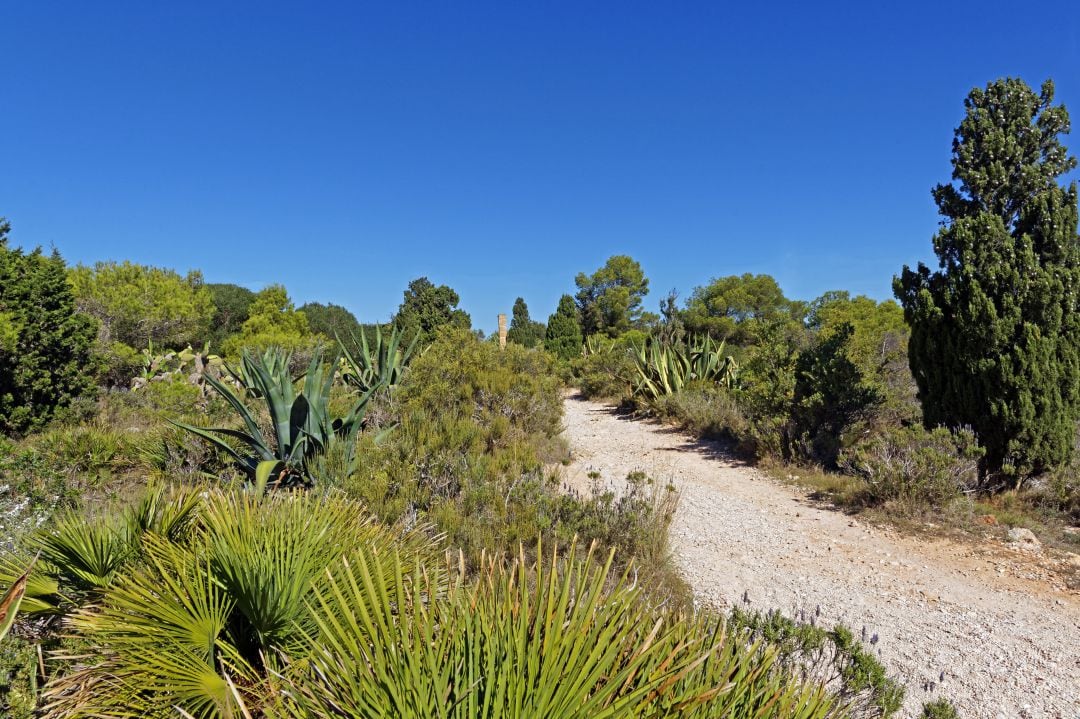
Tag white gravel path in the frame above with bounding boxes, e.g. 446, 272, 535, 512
560, 394, 1080, 719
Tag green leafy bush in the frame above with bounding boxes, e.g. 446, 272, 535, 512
840, 425, 984, 509
651, 384, 748, 443
789, 324, 882, 467
0, 220, 96, 435
573, 333, 640, 401
729, 607, 904, 718
919, 699, 960, 719
340, 328, 563, 553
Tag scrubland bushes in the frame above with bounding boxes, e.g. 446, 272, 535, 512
0, 486, 849, 718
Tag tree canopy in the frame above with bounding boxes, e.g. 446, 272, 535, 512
69, 261, 214, 349
221, 284, 313, 356
393, 277, 471, 344
300, 301, 362, 341
895, 77, 1080, 479
206, 283, 255, 349
683, 273, 800, 345
574, 255, 649, 337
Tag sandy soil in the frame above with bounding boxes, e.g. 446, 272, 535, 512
559, 394, 1080, 719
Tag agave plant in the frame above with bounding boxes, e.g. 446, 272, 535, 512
174, 347, 379, 490
632, 335, 739, 401
581, 333, 616, 357
0, 554, 37, 642
339, 324, 419, 395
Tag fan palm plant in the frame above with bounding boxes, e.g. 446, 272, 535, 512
0, 485, 205, 617
174, 347, 379, 490
39, 489, 438, 719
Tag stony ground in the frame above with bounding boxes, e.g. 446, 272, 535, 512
559, 394, 1080, 719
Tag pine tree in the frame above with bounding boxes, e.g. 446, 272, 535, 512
0, 219, 96, 434
393, 277, 471, 345
506, 297, 545, 348
894, 78, 1080, 480
544, 295, 583, 361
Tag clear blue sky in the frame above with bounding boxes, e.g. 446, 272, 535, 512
2, 2, 1078, 333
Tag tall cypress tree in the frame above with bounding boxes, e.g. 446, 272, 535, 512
894, 78, 1080, 481
0, 219, 96, 434
544, 295, 583, 361
506, 297, 545, 348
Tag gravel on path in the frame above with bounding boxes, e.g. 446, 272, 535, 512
560, 394, 1080, 719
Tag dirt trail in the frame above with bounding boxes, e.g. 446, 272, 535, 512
559, 394, 1079, 719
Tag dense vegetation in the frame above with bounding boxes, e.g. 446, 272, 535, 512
0, 76, 1076, 717
896, 78, 1080, 483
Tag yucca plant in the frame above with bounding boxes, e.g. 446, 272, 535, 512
276, 542, 841, 719
174, 347, 380, 490
339, 324, 419, 395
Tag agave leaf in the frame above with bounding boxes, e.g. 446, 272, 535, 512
0, 553, 38, 641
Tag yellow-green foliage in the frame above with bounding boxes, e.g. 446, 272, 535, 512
342, 328, 563, 554
276, 542, 839, 719
33, 487, 435, 718
69, 261, 214, 349
573, 332, 642, 401
220, 284, 314, 357
5, 487, 841, 718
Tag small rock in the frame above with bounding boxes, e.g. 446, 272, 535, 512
1006, 527, 1041, 552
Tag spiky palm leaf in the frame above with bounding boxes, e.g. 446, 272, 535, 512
40, 489, 440, 718
276, 541, 839, 719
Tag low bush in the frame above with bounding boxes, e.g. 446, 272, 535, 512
572, 334, 639, 402
919, 699, 960, 719
651, 383, 748, 443
0, 440, 82, 548
338, 330, 683, 594
729, 607, 905, 719
839, 425, 983, 510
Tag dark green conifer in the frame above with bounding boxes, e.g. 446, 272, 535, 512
894, 78, 1080, 480
506, 297, 545, 348
544, 294, 583, 361
0, 219, 96, 434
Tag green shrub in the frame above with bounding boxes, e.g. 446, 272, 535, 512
919, 699, 960, 719
729, 607, 904, 718
840, 425, 984, 510
573, 333, 640, 402
34, 423, 138, 477
1032, 463, 1080, 523
277, 542, 840, 719
0, 220, 97, 435
652, 384, 748, 443
340, 329, 564, 556
789, 324, 882, 468
0, 439, 82, 539
0, 634, 38, 719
